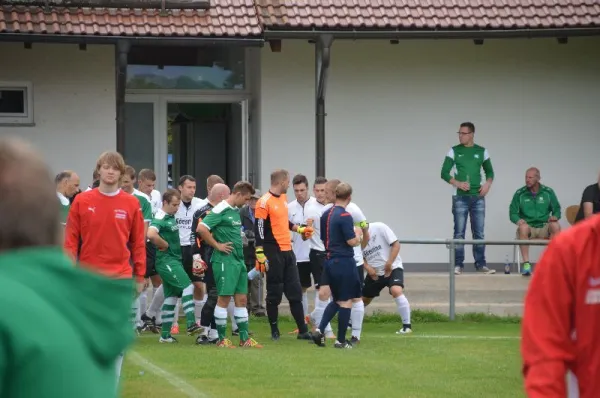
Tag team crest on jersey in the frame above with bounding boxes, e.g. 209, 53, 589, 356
114, 209, 128, 220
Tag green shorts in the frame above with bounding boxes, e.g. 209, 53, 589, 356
156, 260, 192, 298
212, 260, 248, 296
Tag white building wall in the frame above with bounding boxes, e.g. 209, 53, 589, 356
261, 37, 600, 264
0, 43, 116, 187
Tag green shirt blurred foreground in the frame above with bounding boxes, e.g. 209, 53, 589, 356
0, 247, 135, 398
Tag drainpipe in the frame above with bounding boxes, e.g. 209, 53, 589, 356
315, 34, 333, 178
115, 40, 130, 154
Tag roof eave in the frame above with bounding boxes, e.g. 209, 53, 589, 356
263, 27, 600, 40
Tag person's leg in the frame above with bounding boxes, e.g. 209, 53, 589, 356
470, 196, 491, 272
349, 264, 365, 336
548, 221, 561, 238
297, 261, 312, 316
282, 252, 309, 336
518, 224, 532, 262
234, 262, 260, 346
213, 260, 238, 345
263, 246, 285, 338
452, 196, 469, 273
388, 268, 412, 333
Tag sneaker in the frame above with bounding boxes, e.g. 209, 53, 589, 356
334, 340, 353, 349
476, 266, 496, 274
186, 324, 201, 336
239, 338, 263, 348
325, 330, 336, 339
521, 262, 532, 277
350, 336, 360, 345
170, 324, 180, 335
216, 338, 236, 348
141, 313, 159, 334
297, 332, 312, 341
195, 335, 218, 345
454, 266, 462, 275
397, 326, 413, 334
311, 330, 326, 347
159, 336, 178, 343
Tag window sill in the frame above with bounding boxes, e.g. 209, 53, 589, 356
0, 122, 36, 127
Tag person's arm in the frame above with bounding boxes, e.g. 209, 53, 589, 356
382, 224, 400, 275
549, 189, 561, 220
254, 201, 268, 248
521, 239, 575, 398
198, 211, 232, 254
440, 148, 456, 184
482, 149, 494, 182
148, 224, 168, 251
63, 197, 81, 261
509, 191, 522, 224
341, 213, 360, 247
129, 206, 147, 281
581, 186, 595, 219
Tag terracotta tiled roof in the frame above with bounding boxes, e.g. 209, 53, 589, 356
256, 0, 600, 30
0, 0, 261, 37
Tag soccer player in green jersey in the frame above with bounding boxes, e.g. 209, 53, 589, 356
148, 189, 201, 343
197, 181, 263, 348
122, 166, 153, 232
55, 170, 80, 227
441, 122, 496, 275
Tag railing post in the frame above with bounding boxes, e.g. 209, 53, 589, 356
448, 239, 456, 321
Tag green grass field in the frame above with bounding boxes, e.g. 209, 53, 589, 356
121, 313, 524, 398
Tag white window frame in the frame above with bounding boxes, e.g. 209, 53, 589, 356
0, 81, 34, 126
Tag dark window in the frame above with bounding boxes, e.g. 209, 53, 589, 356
0, 89, 26, 114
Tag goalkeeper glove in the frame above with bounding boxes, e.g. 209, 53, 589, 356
255, 247, 269, 272
192, 254, 208, 276
297, 225, 314, 239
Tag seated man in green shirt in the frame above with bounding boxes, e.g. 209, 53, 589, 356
509, 167, 561, 276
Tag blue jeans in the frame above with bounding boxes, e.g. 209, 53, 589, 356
452, 195, 486, 269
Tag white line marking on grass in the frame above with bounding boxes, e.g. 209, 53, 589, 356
403, 334, 520, 340
127, 351, 209, 398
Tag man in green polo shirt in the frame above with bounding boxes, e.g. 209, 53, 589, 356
441, 122, 495, 275
509, 167, 561, 276
55, 170, 80, 226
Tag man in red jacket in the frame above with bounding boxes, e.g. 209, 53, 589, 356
521, 215, 600, 398
64, 150, 146, 382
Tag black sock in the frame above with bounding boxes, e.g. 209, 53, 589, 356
289, 301, 308, 333
337, 307, 351, 343
319, 301, 339, 332
267, 303, 279, 334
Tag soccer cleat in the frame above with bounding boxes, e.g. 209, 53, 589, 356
325, 330, 336, 339
171, 324, 180, 335
397, 326, 413, 334
334, 340, 353, 349
216, 338, 236, 348
195, 335, 218, 345
297, 332, 312, 341
350, 336, 360, 345
311, 330, 326, 347
186, 324, 201, 336
141, 313, 159, 334
521, 262, 532, 277
239, 338, 263, 348
159, 336, 178, 343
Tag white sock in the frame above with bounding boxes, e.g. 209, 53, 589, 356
138, 289, 148, 326
215, 305, 228, 337
208, 328, 218, 339
147, 284, 164, 318
302, 291, 309, 316
227, 299, 237, 330
173, 299, 181, 325
310, 296, 333, 333
351, 301, 365, 339
115, 352, 125, 381
131, 297, 139, 330
194, 299, 204, 322
395, 295, 411, 325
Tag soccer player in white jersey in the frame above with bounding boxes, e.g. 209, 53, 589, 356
288, 174, 314, 326
137, 169, 162, 215
362, 222, 412, 335
310, 179, 369, 343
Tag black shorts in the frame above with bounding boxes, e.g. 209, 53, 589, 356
300, 249, 325, 289
362, 268, 405, 298
322, 257, 362, 302
356, 264, 365, 287
181, 245, 203, 283
144, 241, 157, 278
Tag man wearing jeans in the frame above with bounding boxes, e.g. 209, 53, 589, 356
441, 122, 496, 275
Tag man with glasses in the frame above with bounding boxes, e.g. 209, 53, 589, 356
440, 122, 496, 275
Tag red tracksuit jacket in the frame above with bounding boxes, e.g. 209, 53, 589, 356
64, 188, 146, 280
522, 215, 600, 398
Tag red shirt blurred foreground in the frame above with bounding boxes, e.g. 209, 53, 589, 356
522, 215, 600, 398
64, 189, 146, 280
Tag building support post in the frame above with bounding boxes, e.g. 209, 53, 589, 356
115, 40, 130, 154
315, 35, 333, 178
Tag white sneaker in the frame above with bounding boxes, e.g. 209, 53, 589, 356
454, 266, 462, 275
159, 336, 178, 343
396, 327, 412, 334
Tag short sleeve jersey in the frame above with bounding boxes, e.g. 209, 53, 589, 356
322, 202, 367, 265
304, 199, 326, 252
254, 192, 292, 251
133, 193, 153, 222
362, 222, 403, 275
149, 210, 181, 264
321, 205, 356, 259
201, 200, 244, 264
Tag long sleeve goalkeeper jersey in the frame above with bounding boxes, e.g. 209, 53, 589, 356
64, 188, 146, 280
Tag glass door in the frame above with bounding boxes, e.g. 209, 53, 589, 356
123, 96, 159, 183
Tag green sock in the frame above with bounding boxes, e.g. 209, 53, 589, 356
160, 300, 176, 339
234, 307, 250, 342
215, 305, 228, 341
182, 294, 196, 328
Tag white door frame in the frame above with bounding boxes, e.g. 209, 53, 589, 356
125, 93, 251, 193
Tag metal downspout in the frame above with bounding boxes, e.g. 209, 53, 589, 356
315, 34, 333, 178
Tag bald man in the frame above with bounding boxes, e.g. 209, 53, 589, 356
509, 167, 562, 276
55, 170, 80, 226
